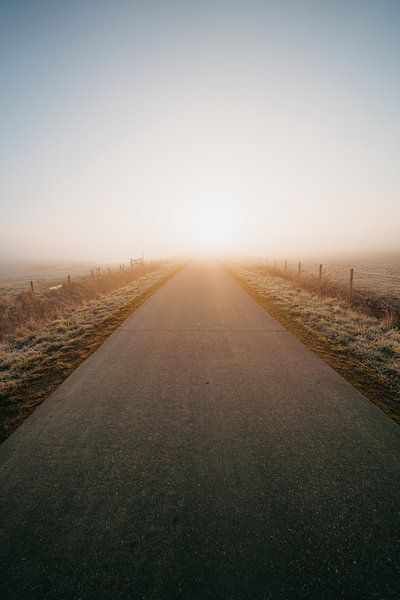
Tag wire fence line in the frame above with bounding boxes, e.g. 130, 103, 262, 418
0, 258, 153, 297
249, 257, 400, 297
2, 256, 400, 298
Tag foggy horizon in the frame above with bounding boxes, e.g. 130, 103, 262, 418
1, 1, 400, 263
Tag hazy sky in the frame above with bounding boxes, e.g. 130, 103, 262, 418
1, 0, 400, 261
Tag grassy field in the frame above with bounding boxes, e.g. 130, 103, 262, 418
0, 261, 172, 339
227, 260, 400, 423
0, 261, 98, 297
303, 256, 400, 295
254, 254, 400, 295
0, 261, 181, 441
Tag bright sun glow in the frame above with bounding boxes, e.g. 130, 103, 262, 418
184, 201, 242, 253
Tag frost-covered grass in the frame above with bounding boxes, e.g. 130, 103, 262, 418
0, 262, 171, 339
228, 262, 400, 420
0, 263, 180, 440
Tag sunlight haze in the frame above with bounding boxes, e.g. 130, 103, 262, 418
1, 1, 399, 262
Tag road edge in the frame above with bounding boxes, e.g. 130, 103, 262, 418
225, 264, 399, 424
1, 264, 184, 442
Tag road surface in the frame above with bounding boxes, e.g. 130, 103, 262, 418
0, 262, 399, 599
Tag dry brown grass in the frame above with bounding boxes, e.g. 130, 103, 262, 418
253, 262, 400, 328
0, 263, 165, 339
0, 262, 181, 441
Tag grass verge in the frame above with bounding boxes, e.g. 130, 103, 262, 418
0, 264, 182, 442
226, 263, 400, 424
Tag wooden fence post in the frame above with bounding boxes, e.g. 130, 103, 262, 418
30, 281, 34, 294
319, 264, 323, 282
284, 259, 287, 272
298, 261, 301, 276
349, 268, 354, 296
67, 274, 71, 286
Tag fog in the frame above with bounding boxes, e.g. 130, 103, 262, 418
1, 1, 400, 263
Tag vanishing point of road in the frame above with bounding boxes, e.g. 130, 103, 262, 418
0, 262, 399, 599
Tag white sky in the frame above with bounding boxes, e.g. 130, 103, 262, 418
1, 1, 399, 262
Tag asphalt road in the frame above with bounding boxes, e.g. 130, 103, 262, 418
0, 262, 399, 599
